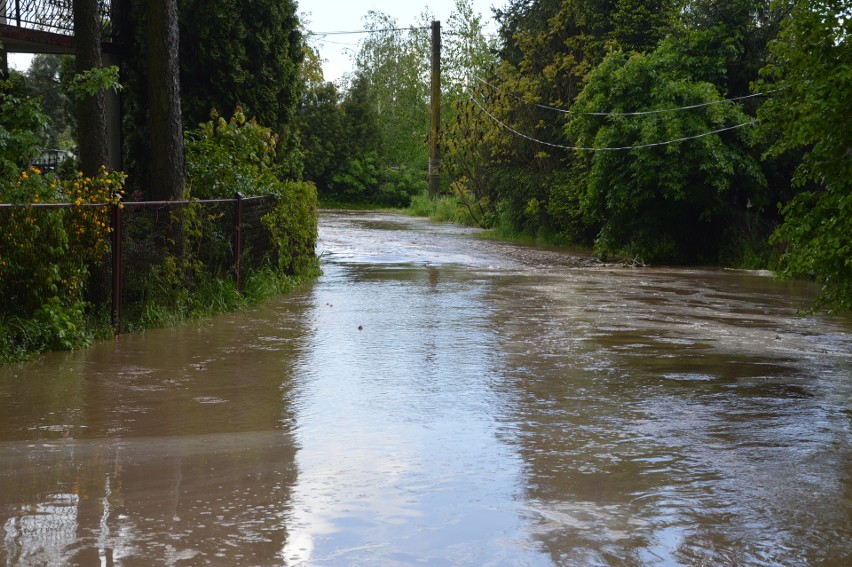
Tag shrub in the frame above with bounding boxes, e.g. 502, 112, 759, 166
0, 166, 125, 358
186, 108, 319, 277
262, 180, 319, 276
185, 107, 281, 199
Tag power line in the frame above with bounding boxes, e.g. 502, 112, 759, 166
474, 76, 776, 117
467, 93, 756, 152
312, 37, 360, 47
307, 27, 429, 37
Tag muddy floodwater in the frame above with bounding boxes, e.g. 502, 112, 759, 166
1, 211, 851, 566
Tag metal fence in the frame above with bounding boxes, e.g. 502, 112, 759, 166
0, 194, 277, 333
1, 0, 113, 38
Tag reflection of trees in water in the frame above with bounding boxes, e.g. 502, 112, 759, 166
1, 434, 298, 564
0, 301, 310, 563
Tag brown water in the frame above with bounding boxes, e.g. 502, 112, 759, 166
1, 210, 850, 566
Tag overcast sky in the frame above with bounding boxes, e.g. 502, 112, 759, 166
8, 0, 499, 82
302, 0, 499, 81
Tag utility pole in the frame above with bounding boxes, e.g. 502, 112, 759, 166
429, 20, 441, 198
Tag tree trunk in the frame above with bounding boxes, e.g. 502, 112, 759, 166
73, 0, 109, 177
1, 44, 8, 81
146, 0, 185, 200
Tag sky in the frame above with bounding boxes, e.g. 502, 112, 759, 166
8, 0, 500, 82
302, 0, 499, 82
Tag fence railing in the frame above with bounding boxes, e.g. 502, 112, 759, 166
0, 194, 277, 333
0, 0, 113, 39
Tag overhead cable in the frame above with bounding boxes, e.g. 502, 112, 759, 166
308, 27, 429, 36
467, 93, 756, 152
474, 76, 776, 117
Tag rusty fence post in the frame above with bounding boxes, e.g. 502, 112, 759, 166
111, 197, 123, 334
234, 192, 244, 290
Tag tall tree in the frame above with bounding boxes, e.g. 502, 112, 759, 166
146, 0, 185, 200
73, 0, 108, 176
178, 0, 303, 178
25, 55, 75, 150
757, 0, 851, 311
297, 47, 346, 195
564, 38, 764, 262
351, 11, 431, 168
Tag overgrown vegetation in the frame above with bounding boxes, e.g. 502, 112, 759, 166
297, 0, 494, 208
1, 95, 317, 363
2, 0, 322, 363
0, 165, 124, 359
396, 0, 847, 312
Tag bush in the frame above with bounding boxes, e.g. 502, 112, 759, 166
1, 76, 47, 179
0, 166, 125, 359
185, 107, 281, 199
263, 181, 319, 276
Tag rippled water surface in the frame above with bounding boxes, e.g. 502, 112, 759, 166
1, 211, 850, 565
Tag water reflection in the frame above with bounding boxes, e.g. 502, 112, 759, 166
280, 261, 545, 564
0, 304, 307, 564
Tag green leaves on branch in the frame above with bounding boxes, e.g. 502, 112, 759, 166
185, 107, 281, 199
184, 107, 319, 276
0, 78, 48, 178
565, 40, 765, 262
756, 0, 852, 312
66, 65, 122, 98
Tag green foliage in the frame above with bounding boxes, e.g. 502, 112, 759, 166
66, 65, 122, 98
0, 166, 125, 360
332, 153, 380, 202
186, 107, 319, 275
443, 0, 499, 102
566, 40, 765, 262
296, 0, 493, 207
443, 0, 796, 269
378, 165, 428, 207
262, 180, 319, 276
186, 108, 281, 199
0, 76, 47, 178
770, 191, 851, 312
178, 0, 303, 178
298, 72, 346, 193
756, 0, 851, 311
121, 0, 305, 195
24, 54, 77, 150
352, 11, 430, 168
406, 191, 479, 226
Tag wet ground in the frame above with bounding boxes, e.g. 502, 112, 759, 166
1, 211, 850, 565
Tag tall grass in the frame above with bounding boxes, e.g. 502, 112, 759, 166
406, 192, 479, 226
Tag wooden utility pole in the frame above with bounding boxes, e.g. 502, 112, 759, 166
429, 20, 441, 198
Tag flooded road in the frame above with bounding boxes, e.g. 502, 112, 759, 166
1, 210, 850, 565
